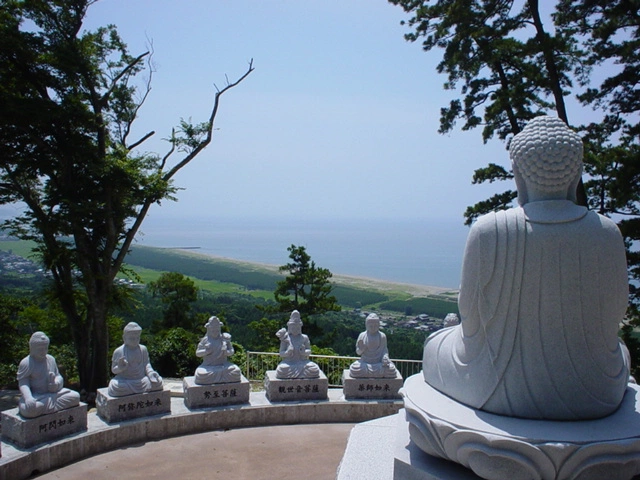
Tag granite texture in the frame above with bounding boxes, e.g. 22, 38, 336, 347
183, 375, 250, 409
96, 388, 171, 423
402, 374, 640, 480
1, 403, 87, 449
342, 370, 402, 400
264, 370, 328, 402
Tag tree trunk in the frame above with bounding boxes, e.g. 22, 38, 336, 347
87, 302, 109, 392
528, 0, 588, 207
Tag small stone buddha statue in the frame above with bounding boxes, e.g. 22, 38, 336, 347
349, 313, 397, 378
422, 116, 630, 420
194, 316, 242, 385
17, 332, 81, 418
275, 310, 320, 379
108, 322, 163, 397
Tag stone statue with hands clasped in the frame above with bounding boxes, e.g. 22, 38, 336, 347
108, 322, 163, 397
422, 116, 630, 420
275, 310, 320, 379
17, 332, 81, 419
349, 313, 397, 378
194, 316, 241, 385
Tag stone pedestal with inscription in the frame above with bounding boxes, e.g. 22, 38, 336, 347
342, 370, 403, 400
183, 375, 250, 409
1, 403, 87, 448
264, 370, 328, 402
96, 387, 171, 423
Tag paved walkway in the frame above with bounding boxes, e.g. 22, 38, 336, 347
34, 423, 355, 480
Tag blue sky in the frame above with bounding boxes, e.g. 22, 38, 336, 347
81, 0, 512, 223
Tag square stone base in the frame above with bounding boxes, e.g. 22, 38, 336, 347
264, 370, 328, 402
342, 370, 403, 399
96, 388, 171, 423
183, 375, 250, 409
1, 403, 88, 449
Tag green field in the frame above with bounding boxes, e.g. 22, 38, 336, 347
0, 240, 458, 314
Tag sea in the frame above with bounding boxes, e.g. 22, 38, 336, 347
134, 216, 470, 290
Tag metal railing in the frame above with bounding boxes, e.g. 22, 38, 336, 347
245, 351, 422, 388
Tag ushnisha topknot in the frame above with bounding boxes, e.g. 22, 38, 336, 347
29, 331, 50, 345
510, 116, 583, 192
123, 322, 142, 333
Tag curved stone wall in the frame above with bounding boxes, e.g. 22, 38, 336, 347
0, 389, 401, 480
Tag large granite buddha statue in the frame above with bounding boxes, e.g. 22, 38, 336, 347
422, 116, 629, 420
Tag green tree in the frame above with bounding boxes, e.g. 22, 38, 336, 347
247, 317, 281, 351
147, 327, 199, 378
389, 0, 587, 222
0, 0, 253, 392
148, 272, 198, 331
272, 245, 341, 317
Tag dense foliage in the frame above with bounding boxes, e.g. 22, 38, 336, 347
148, 272, 199, 331
271, 245, 341, 317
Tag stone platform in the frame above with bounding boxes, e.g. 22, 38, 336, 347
264, 370, 328, 402
401, 374, 640, 480
182, 375, 250, 409
1, 389, 402, 479
338, 410, 480, 480
342, 369, 403, 400
96, 388, 171, 423
1, 403, 87, 449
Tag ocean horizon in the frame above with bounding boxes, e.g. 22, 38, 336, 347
134, 215, 470, 289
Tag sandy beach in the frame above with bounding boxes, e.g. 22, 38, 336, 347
166, 247, 459, 299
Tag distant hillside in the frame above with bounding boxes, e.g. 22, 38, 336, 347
125, 246, 458, 315
0, 240, 458, 315
125, 246, 391, 309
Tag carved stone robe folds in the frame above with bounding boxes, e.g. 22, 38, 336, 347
108, 345, 162, 397
276, 333, 320, 379
423, 200, 629, 420
194, 336, 241, 385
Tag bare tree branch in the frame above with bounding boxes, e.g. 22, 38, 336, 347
127, 130, 155, 151
121, 40, 156, 145
163, 59, 255, 180
99, 51, 150, 108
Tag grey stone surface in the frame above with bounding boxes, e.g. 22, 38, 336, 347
1, 403, 87, 449
108, 322, 163, 397
0, 390, 401, 479
264, 370, 328, 402
275, 310, 321, 379
16, 332, 81, 419
342, 370, 402, 400
183, 375, 250, 409
403, 374, 640, 480
394, 411, 486, 480
422, 117, 629, 421
194, 316, 242, 385
348, 313, 398, 379
338, 411, 478, 480
337, 413, 397, 480
399, 117, 635, 479
35, 423, 355, 480
96, 387, 171, 423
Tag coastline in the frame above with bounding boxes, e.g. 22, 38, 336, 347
162, 246, 460, 299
